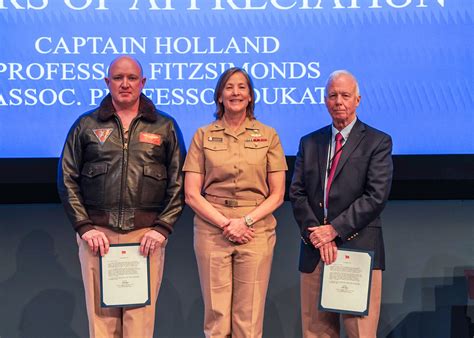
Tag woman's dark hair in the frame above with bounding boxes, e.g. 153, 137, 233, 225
214, 67, 256, 120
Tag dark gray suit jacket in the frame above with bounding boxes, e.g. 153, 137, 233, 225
289, 119, 393, 272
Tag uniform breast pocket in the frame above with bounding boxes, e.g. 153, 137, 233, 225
244, 142, 269, 165
81, 162, 108, 205
141, 164, 168, 206
203, 142, 229, 168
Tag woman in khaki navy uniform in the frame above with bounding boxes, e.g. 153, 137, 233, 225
183, 67, 287, 338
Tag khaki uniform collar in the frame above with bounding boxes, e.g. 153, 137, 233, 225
214, 117, 259, 137
243, 118, 260, 131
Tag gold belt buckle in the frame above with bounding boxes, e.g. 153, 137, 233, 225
224, 199, 238, 207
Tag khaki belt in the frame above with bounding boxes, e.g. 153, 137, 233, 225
205, 195, 264, 207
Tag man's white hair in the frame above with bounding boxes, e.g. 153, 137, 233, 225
325, 70, 360, 97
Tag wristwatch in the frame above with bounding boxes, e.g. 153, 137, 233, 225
244, 215, 254, 228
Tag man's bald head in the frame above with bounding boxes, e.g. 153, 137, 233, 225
105, 56, 146, 110
107, 55, 144, 78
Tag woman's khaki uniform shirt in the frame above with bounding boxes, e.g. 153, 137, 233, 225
183, 118, 288, 202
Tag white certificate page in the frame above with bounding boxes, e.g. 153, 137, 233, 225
100, 244, 150, 308
319, 249, 373, 315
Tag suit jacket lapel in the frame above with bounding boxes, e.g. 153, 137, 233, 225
317, 126, 332, 189
333, 119, 366, 180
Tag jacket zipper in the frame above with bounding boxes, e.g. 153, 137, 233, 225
116, 115, 139, 230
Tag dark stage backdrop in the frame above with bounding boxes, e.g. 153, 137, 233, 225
0, 201, 472, 337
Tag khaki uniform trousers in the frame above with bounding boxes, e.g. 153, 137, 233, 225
300, 261, 382, 338
77, 226, 166, 338
194, 203, 276, 338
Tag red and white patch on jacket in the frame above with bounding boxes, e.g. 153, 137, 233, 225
92, 128, 113, 144
139, 132, 162, 146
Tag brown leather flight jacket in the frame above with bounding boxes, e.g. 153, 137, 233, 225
58, 94, 185, 238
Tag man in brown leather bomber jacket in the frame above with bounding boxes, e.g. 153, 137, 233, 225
57, 56, 185, 337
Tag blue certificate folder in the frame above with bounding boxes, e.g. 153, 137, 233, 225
318, 248, 374, 316
99, 243, 151, 308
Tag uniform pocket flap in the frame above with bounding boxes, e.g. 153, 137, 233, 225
244, 141, 269, 149
81, 163, 108, 178
144, 164, 167, 180
203, 142, 228, 151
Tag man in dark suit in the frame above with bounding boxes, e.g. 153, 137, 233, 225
289, 70, 393, 338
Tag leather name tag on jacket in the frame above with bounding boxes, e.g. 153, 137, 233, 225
93, 128, 113, 144
139, 132, 162, 146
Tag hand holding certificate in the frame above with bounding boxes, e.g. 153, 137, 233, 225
319, 249, 374, 316
100, 243, 150, 308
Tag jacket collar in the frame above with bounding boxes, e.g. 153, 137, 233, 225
97, 93, 158, 122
